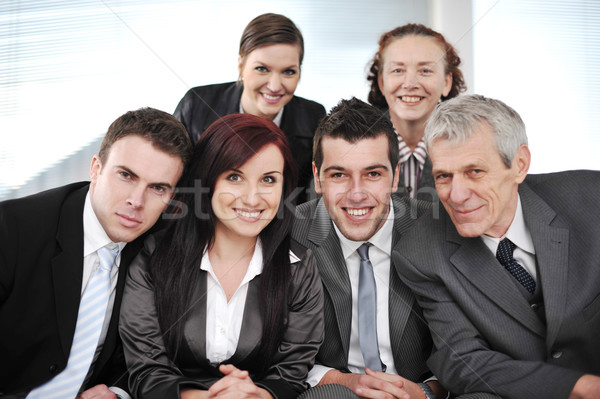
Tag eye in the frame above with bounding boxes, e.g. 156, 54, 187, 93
330, 172, 345, 179
262, 175, 277, 184
283, 69, 297, 76
119, 170, 131, 179
255, 66, 268, 73
468, 169, 484, 178
150, 185, 169, 196
435, 173, 451, 182
226, 173, 242, 182
421, 68, 433, 74
392, 68, 405, 74
366, 171, 381, 179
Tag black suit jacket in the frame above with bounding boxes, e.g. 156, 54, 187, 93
119, 235, 324, 399
394, 171, 600, 398
291, 195, 434, 382
0, 182, 143, 396
174, 81, 326, 204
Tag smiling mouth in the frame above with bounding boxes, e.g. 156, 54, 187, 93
117, 213, 142, 227
262, 93, 283, 102
235, 208, 262, 219
345, 207, 371, 217
400, 96, 424, 103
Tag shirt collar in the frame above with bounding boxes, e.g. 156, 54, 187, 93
334, 202, 395, 260
396, 132, 427, 166
480, 194, 536, 255
83, 192, 126, 257
239, 104, 283, 127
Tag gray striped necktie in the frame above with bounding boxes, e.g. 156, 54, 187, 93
27, 244, 119, 399
357, 243, 385, 372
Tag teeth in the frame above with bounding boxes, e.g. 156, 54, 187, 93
401, 96, 422, 103
236, 209, 260, 218
347, 208, 369, 216
263, 93, 281, 101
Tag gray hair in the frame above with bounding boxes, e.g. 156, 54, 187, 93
424, 94, 528, 167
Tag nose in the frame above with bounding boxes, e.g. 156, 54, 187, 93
242, 182, 262, 207
347, 176, 368, 203
127, 185, 145, 209
267, 74, 282, 92
402, 69, 419, 89
448, 176, 471, 204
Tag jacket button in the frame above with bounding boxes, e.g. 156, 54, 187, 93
552, 351, 563, 359
49, 364, 58, 374
530, 303, 539, 311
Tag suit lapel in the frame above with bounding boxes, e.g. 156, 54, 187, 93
184, 271, 210, 365
519, 183, 569, 348
229, 278, 262, 364
445, 211, 546, 337
52, 185, 88, 358
389, 196, 419, 362
307, 199, 353, 358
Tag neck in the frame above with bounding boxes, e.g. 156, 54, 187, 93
390, 114, 425, 151
209, 232, 257, 265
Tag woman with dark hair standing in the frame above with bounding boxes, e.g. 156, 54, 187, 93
174, 13, 325, 204
119, 113, 324, 399
367, 24, 466, 201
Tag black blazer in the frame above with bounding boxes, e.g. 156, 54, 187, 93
0, 183, 143, 396
119, 235, 324, 399
174, 82, 326, 204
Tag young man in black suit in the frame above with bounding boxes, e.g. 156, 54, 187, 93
0, 108, 192, 399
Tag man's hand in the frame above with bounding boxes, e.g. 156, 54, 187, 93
319, 368, 412, 399
76, 384, 117, 399
569, 375, 600, 399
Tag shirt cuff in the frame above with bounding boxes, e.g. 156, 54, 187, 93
109, 386, 131, 399
421, 376, 450, 399
306, 364, 335, 387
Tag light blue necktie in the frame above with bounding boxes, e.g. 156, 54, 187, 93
27, 244, 119, 399
357, 243, 385, 372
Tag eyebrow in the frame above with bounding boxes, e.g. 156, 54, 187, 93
116, 165, 174, 189
322, 164, 390, 173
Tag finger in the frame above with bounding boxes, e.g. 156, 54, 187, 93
365, 369, 405, 386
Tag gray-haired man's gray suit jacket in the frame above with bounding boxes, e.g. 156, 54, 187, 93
393, 171, 600, 399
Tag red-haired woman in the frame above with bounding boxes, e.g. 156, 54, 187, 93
174, 13, 325, 204
120, 113, 324, 399
367, 24, 466, 201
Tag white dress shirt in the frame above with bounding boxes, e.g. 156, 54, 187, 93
307, 206, 397, 386
480, 195, 538, 281
81, 193, 128, 397
201, 239, 301, 364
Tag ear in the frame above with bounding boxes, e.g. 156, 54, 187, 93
89, 155, 102, 184
238, 55, 244, 77
391, 161, 400, 193
442, 72, 453, 97
513, 144, 531, 184
312, 162, 322, 194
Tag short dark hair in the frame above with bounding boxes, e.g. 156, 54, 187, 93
313, 97, 399, 173
99, 107, 192, 165
239, 13, 304, 67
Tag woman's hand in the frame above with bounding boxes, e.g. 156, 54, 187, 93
207, 364, 272, 399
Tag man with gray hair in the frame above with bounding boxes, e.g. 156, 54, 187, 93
393, 94, 600, 398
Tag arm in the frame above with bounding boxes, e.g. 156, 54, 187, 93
255, 249, 325, 398
393, 251, 584, 399
119, 236, 208, 398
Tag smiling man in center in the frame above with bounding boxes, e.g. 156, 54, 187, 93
291, 98, 450, 399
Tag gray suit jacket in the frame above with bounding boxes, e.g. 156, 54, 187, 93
393, 171, 600, 399
292, 195, 433, 382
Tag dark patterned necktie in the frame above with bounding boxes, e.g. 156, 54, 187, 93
496, 238, 536, 294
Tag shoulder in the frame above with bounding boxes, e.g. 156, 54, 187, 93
288, 95, 326, 113
288, 238, 320, 289
0, 182, 88, 227
291, 198, 320, 244
180, 81, 240, 104
525, 170, 600, 192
